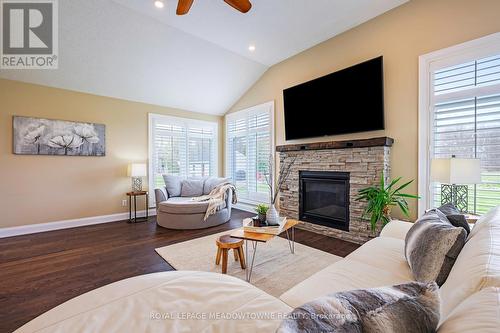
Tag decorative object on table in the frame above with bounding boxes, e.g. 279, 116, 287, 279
252, 217, 261, 227
255, 204, 269, 223
431, 156, 481, 213
243, 216, 288, 235
215, 234, 246, 274
12, 116, 105, 156
264, 154, 296, 225
356, 173, 419, 232
126, 191, 149, 223
128, 163, 147, 191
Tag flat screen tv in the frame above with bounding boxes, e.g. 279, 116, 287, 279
283, 56, 384, 140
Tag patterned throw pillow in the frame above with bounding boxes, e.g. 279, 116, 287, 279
405, 209, 467, 286
277, 282, 440, 333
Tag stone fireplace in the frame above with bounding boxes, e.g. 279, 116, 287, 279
277, 137, 393, 244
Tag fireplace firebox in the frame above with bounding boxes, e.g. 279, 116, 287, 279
299, 171, 350, 231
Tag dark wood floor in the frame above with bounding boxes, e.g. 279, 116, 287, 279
0, 210, 359, 332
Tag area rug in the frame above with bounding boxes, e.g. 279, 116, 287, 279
155, 231, 342, 297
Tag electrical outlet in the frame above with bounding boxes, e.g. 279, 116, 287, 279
122, 199, 128, 207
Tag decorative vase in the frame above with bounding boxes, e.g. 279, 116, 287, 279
266, 204, 279, 226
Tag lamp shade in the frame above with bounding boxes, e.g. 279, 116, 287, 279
431, 158, 481, 184
128, 163, 147, 177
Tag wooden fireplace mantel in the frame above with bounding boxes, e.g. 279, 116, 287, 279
275, 136, 394, 152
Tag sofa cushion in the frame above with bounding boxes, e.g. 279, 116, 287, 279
439, 205, 500, 318
278, 282, 440, 333
437, 287, 500, 332
158, 197, 220, 214
405, 209, 467, 286
379, 220, 414, 240
180, 179, 204, 197
16, 271, 292, 333
203, 177, 229, 195
346, 236, 411, 280
279, 257, 414, 308
163, 175, 183, 197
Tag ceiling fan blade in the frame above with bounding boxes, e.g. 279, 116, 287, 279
223, 0, 252, 13
177, 0, 194, 15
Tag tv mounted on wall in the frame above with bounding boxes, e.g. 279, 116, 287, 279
283, 56, 384, 141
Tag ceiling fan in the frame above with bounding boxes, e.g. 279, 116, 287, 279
176, 0, 252, 15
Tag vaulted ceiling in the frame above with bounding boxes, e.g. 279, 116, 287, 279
0, 0, 407, 115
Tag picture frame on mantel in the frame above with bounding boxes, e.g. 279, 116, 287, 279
12, 116, 106, 156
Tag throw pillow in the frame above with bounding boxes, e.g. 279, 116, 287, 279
437, 202, 461, 215
163, 175, 182, 197
405, 209, 467, 286
180, 179, 204, 197
437, 203, 471, 235
446, 214, 471, 235
277, 281, 440, 333
203, 177, 229, 195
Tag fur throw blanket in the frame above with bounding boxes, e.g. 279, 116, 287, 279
191, 182, 237, 220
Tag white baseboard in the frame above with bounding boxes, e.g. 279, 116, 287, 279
0, 208, 157, 239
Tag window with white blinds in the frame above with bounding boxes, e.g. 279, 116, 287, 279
149, 114, 218, 201
225, 102, 274, 204
430, 54, 500, 214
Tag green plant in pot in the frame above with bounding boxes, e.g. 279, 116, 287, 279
255, 204, 269, 223
356, 174, 419, 233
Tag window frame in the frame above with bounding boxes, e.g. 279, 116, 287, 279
225, 101, 275, 207
148, 113, 219, 205
418, 32, 500, 215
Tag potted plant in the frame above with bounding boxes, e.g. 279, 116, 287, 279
255, 204, 269, 224
356, 174, 419, 233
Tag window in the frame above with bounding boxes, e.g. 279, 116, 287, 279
419, 33, 500, 215
149, 114, 218, 203
225, 102, 274, 205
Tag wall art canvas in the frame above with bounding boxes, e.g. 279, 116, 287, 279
13, 116, 105, 156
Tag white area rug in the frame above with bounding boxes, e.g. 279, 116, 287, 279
155, 231, 342, 297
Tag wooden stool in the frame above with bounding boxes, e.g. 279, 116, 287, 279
215, 234, 246, 274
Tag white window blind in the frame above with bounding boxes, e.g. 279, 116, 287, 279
226, 102, 273, 204
149, 114, 218, 200
430, 54, 500, 214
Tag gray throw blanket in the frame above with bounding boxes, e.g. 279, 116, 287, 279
191, 182, 237, 220
277, 281, 440, 333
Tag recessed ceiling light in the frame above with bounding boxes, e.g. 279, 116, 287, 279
248, 44, 256, 52
154, 0, 164, 9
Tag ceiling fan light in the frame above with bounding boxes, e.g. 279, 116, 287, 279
248, 44, 256, 52
154, 0, 164, 9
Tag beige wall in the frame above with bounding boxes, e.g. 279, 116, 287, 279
0, 79, 223, 228
227, 0, 500, 220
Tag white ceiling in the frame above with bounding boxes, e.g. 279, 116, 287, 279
114, 0, 408, 66
0, 0, 408, 115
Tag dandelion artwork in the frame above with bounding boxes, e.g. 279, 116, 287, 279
13, 116, 105, 156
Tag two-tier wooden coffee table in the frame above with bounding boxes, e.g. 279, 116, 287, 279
230, 219, 300, 282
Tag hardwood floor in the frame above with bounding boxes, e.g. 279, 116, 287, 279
0, 210, 359, 332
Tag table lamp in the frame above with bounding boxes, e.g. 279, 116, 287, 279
431, 156, 481, 212
128, 163, 147, 192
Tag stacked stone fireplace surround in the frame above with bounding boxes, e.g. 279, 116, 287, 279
277, 137, 393, 244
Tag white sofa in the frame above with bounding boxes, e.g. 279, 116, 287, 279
15, 208, 500, 332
